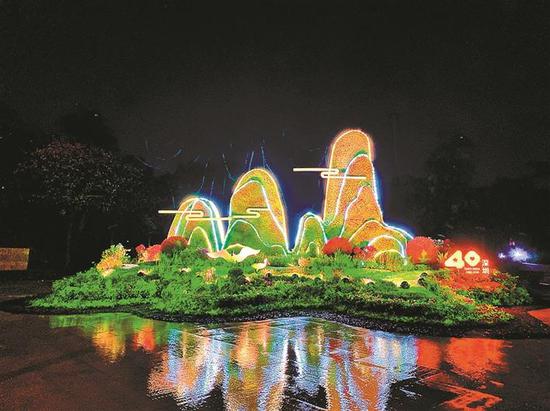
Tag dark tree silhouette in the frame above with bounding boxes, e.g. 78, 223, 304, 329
476, 161, 550, 259
410, 135, 476, 237
15, 140, 151, 268
55, 110, 118, 150
0, 104, 49, 244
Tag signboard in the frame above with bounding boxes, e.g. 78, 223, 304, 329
0, 248, 30, 271
444, 247, 491, 275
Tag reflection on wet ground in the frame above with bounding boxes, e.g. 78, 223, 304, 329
0, 312, 549, 410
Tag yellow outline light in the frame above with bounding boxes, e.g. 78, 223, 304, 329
188, 226, 214, 252
323, 129, 373, 221
348, 219, 408, 245
329, 154, 374, 227
229, 168, 290, 251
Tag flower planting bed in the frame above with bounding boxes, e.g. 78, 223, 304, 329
27, 240, 543, 337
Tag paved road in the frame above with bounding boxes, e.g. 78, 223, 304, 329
1, 280, 549, 410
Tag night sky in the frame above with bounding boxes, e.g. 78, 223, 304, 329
1, 0, 548, 227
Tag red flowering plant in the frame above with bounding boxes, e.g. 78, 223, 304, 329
439, 271, 502, 292
406, 236, 438, 265
364, 245, 377, 259
352, 247, 366, 259
352, 245, 377, 261
136, 244, 162, 262
160, 236, 188, 256
135, 244, 146, 256
322, 237, 354, 256
435, 270, 531, 306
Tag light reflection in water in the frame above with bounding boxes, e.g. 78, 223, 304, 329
50, 314, 509, 409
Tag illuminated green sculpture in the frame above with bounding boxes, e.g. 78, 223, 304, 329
166, 129, 411, 257
224, 168, 289, 254
168, 197, 225, 252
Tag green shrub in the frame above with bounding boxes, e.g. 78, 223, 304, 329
268, 255, 295, 267
372, 280, 398, 292
31, 249, 520, 327
228, 268, 246, 285
418, 277, 428, 287
462, 284, 531, 306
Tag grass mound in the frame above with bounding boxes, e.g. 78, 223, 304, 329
32, 248, 529, 327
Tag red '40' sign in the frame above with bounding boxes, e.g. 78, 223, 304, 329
444, 247, 491, 275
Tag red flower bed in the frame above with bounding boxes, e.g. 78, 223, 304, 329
323, 237, 353, 255
363, 245, 377, 259
136, 244, 162, 262
439, 271, 502, 292
352, 245, 377, 260
160, 236, 188, 255
406, 236, 438, 264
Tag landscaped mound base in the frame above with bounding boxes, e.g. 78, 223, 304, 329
32, 249, 532, 332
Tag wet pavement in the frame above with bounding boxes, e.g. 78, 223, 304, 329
0, 311, 549, 410
528, 308, 550, 327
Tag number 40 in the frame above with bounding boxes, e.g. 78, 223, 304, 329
444, 250, 481, 269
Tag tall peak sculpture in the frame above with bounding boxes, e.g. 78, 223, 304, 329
164, 129, 411, 257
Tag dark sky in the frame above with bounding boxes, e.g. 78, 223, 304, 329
1, 0, 548, 224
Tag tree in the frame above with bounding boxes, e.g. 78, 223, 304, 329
56, 110, 118, 150
0, 103, 48, 243
15, 140, 148, 268
410, 135, 476, 236
477, 161, 550, 258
